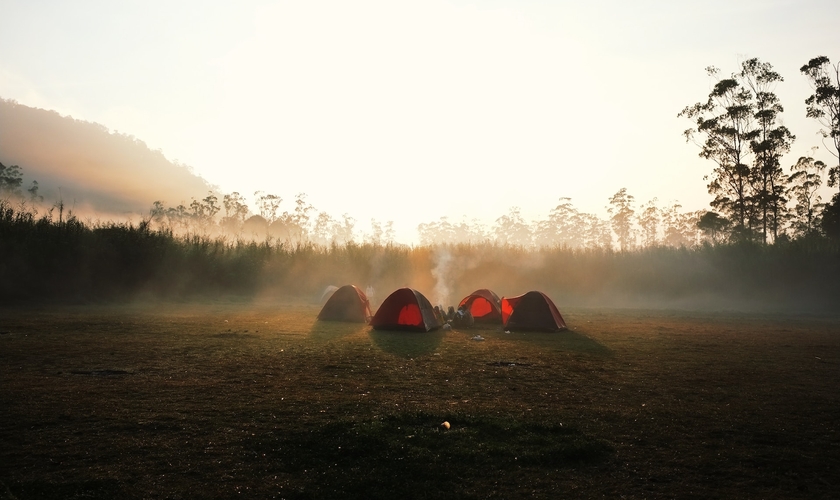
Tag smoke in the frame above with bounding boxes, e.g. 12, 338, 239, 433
431, 247, 453, 307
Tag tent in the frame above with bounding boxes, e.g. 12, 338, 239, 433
319, 285, 339, 303
457, 289, 503, 323
501, 291, 567, 332
317, 285, 372, 322
369, 288, 445, 332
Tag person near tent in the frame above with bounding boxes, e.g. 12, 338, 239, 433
451, 305, 474, 328
365, 284, 376, 306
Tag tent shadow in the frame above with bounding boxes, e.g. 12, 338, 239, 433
369, 329, 445, 358
485, 327, 612, 356
308, 320, 369, 341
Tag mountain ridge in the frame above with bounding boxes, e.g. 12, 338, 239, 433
0, 97, 215, 217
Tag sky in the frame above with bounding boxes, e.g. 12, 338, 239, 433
1, 0, 839, 243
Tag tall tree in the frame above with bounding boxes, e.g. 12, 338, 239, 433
787, 154, 826, 236
254, 191, 283, 224
741, 58, 794, 243
607, 188, 636, 251
680, 66, 756, 239
636, 198, 660, 247
800, 56, 840, 190
534, 197, 583, 248
221, 192, 250, 234
493, 207, 532, 246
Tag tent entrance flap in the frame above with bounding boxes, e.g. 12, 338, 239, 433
398, 304, 422, 326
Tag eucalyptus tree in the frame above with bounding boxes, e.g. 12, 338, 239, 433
800, 56, 840, 190
533, 197, 584, 248
331, 214, 356, 245
661, 203, 701, 247
579, 213, 613, 249
221, 192, 250, 234
189, 192, 221, 233
607, 188, 636, 251
274, 193, 315, 244
787, 155, 826, 236
680, 66, 756, 239
492, 207, 533, 247
254, 191, 283, 224
636, 198, 660, 247
741, 58, 794, 242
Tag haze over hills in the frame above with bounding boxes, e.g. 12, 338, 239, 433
0, 98, 214, 219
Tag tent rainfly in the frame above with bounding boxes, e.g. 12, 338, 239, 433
501, 291, 567, 332
317, 285, 372, 323
457, 289, 503, 323
369, 288, 444, 332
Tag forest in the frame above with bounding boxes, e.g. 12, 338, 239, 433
1, 56, 839, 310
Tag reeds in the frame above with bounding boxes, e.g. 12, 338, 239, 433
2, 200, 838, 311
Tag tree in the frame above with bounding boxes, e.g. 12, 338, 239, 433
787, 155, 826, 237
636, 198, 660, 247
254, 191, 282, 224
331, 213, 356, 244
492, 207, 532, 246
311, 211, 335, 246
697, 211, 730, 244
607, 188, 635, 251
221, 192, 250, 234
0, 162, 24, 196
189, 192, 220, 232
660, 203, 701, 247
800, 56, 840, 190
367, 219, 384, 245
680, 65, 756, 238
534, 197, 585, 248
741, 58, 794, 242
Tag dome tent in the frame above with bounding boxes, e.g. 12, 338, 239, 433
501, 291, 567, 332
369, 288, 444, 332
317, 285, 372, 323
457, 288, 503, 323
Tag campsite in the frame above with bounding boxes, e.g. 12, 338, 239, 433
1, 300, 838, 499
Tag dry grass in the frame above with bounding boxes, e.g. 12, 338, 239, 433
1, 303, 838, 499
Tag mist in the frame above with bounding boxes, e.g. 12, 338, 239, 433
0, 98, 213, 218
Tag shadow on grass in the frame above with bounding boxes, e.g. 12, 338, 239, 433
483, 328, 612, 356
369, 329, 444, 358
243, 411, 612, 499
308, 320, 369, 342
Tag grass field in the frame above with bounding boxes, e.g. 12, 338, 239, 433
1, 302, 838, 499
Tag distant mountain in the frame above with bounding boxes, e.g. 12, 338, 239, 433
0, 98, 214, 217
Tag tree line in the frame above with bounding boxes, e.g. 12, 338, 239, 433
679, 56, 840, 243
2, 56, 839, 249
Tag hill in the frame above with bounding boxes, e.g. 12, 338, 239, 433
0, 98, 214, 217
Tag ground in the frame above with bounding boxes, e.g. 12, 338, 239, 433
1, 303, 838, 499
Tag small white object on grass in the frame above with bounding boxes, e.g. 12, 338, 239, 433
471, 335, 484, 341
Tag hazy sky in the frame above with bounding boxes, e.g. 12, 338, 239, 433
1, 0, 838, 242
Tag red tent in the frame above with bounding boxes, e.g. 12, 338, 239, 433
457, 289, 503, 323
369, 288, 444, 332
501, 291, 567, 332
317, 285, 372, 323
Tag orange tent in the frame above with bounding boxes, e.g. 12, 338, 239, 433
457, 289, 503, 323
369, 288, 444, 332
501, 291, 567, 332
